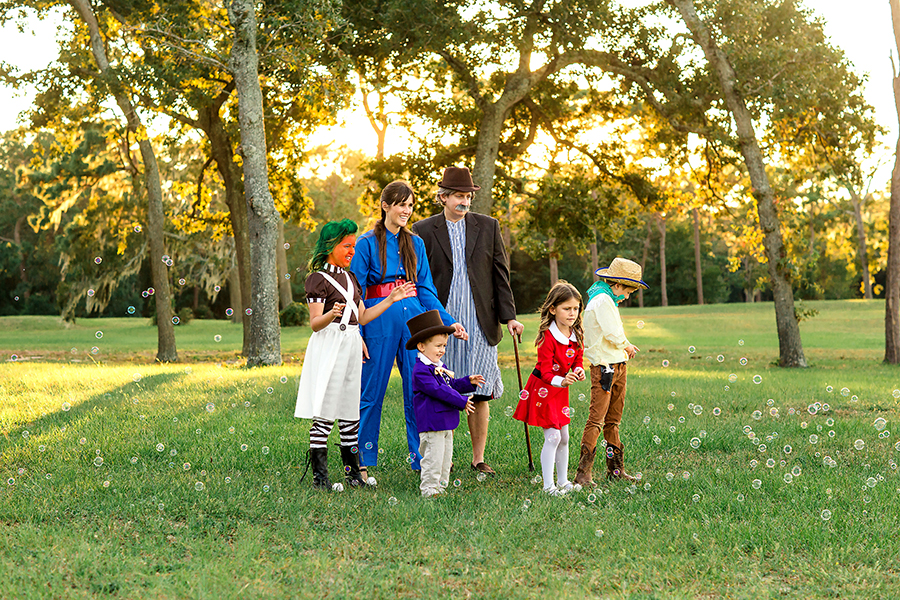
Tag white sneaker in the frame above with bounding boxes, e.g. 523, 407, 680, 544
543, 486, 567, 496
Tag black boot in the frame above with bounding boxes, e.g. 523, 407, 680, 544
340, 445, 366, 487
310, 447, 331, 490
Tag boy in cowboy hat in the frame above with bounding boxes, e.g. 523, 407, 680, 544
407, 310, 485, 497
574, 257, 649, 486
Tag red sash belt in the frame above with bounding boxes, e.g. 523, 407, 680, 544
366, 278, 417, 299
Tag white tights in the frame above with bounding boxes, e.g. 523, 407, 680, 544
540, 425, 569, 490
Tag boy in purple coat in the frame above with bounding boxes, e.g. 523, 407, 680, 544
407, 310, 485, 497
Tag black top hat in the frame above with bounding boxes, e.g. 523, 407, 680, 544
405, 310, 456, 350
437, 166, 481, 192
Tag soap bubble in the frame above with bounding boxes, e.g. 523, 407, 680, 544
662, 360, 669, 367
214, 335, 222, 342
854, 439, 866, 451
893, 389, 900, 399
205, 402, 215, 412
194, 481, 205, 491
636, 321, 644, 329
133, 373, 142, 382
93, 456, 104, 467
739, 357, 748, 366
783, 473, 793, 484
172, 316, 180, 325
642, 416, 651, 425
717, 355, 724, 362
156, 443, 164, 452
820, 509, 832, 521
688, 346, 696, 353
388, 496, 398, 506
95, 331, 103, 339
840, 387, 850, 397
738, 339, 744, 346
280, 375, 288, 383
245, 308, 253, 316
87, 289, 95, 297
225, 308, 234, 317
751, 479, 762, 489
262, 446, 270, 455
712, 407, 721, 416
783, 445, 792, 454
826, 385, 834, 393
874, 418, 887, 431
134, 225, 142, 233
753, 375, 762, 384
690, 438, 701, 449
178, 278, 186, 286
728, 374, 737, 383
692, 405, 703, 416
809, 434, 819, 444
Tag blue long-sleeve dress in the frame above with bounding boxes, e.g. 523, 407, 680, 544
350, 228, 455, 469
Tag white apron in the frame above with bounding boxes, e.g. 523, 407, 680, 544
294, 272, 362, 421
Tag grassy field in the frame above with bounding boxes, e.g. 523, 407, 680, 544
1, 300, 899, 599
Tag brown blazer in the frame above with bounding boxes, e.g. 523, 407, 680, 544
412, 212, 517, 347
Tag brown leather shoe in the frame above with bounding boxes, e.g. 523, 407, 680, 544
573, 444, 597, 487
470, 462, 496, 476
605, 443, 637, 482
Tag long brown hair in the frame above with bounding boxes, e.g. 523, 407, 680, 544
535, 280, 584, 348
374, 180, 417, 283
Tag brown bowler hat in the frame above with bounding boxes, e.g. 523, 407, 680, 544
405, 310, 456, 350
437, 166, 481, 192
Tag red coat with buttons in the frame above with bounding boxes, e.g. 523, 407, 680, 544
513, 331, 583, 429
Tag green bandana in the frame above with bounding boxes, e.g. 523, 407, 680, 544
587, 280, 624, 305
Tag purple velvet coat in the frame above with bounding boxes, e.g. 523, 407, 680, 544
412, 360, 477, 433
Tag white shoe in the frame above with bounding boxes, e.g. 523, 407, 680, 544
557, 481, 581, 493
543, 486, 567, 496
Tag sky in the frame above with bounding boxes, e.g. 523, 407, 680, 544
0, 1, 897, 159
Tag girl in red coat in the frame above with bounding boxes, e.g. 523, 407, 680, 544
513, 281, 586, 495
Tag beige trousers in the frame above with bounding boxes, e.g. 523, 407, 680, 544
419, 430, 454, 496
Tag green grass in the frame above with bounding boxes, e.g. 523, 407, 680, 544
1, 300, 899, 599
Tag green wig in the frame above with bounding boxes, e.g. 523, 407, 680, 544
307, 219, 359, 273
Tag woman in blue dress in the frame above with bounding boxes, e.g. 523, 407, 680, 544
350, 180, 467, 476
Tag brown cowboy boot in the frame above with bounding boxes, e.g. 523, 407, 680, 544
605, 443, 637, 482
573, 444, 597, 487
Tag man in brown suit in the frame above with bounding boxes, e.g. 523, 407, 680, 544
412, 166, 524, 475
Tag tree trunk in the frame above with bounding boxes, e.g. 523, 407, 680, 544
228, 263, 242, 324
590, 226, 599, 283
192, 286, 200, 311
639, 218, 652, 308
548, 237, 558, 286
846, 189, 873, 299
276, 218, 293, 310
886, 0, 900, 363
69, 0, 177, 362
229, 0, 282, 367
656, 213, 668, 307
671, 0, 806, 367
692, 207, 704, 305
203, 97, 251, 352
471, 105, 505, 215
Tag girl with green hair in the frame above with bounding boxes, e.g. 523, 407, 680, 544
295, 219, 414, 491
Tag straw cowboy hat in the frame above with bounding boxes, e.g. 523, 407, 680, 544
405, 310, 457, 350
437, 166, 481, 192
595, 257, 649, 290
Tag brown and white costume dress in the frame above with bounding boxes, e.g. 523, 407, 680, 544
295, 264, 364, 447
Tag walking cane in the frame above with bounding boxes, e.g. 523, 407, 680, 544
512, 333, 535, 471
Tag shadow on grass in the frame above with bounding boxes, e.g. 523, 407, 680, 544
1, 370, 187, 455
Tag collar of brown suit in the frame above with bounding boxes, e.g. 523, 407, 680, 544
429, 211, 482, 266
